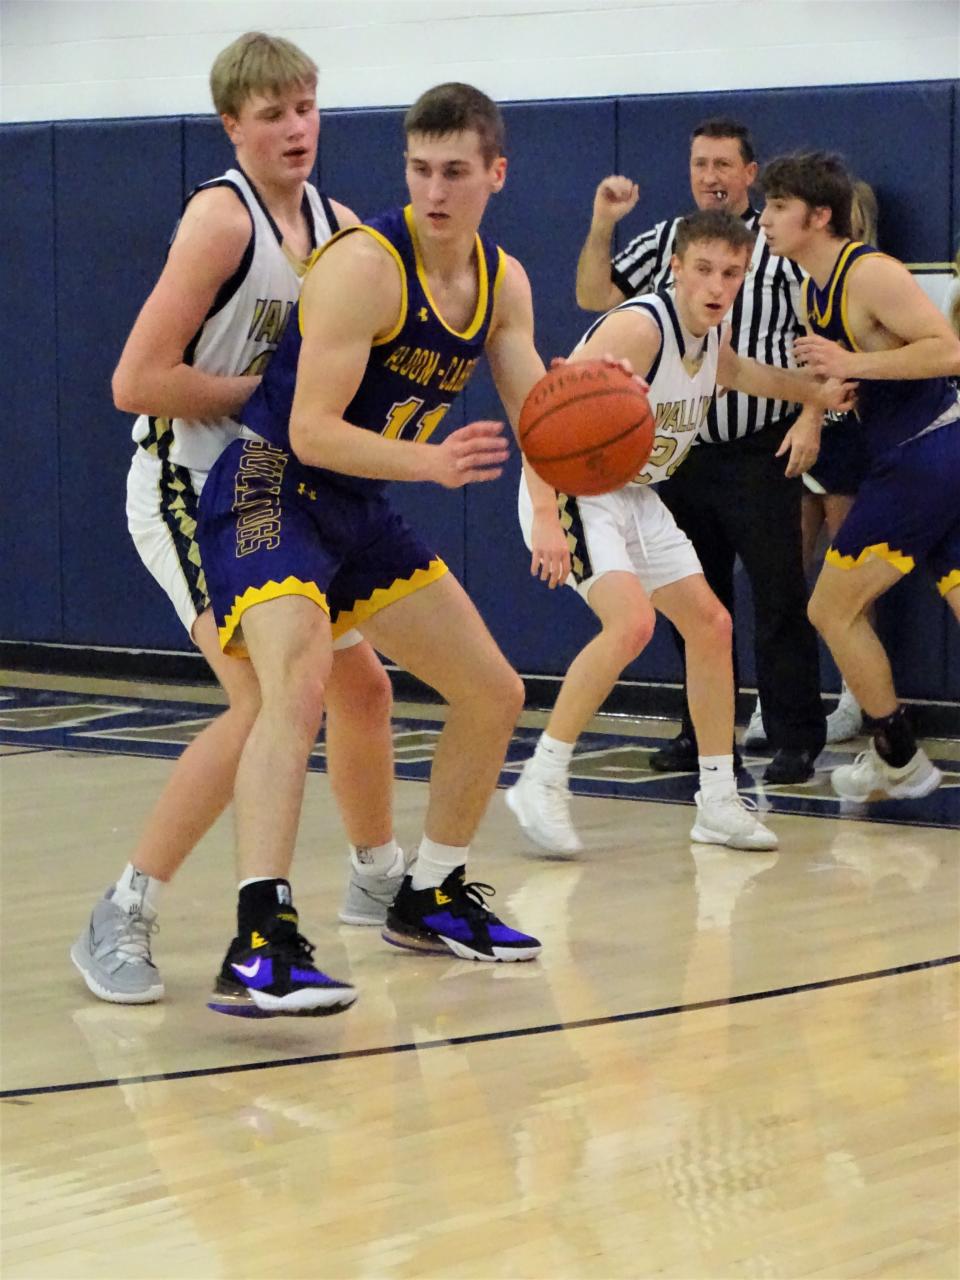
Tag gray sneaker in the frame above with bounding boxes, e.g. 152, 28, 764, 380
71, 889, 164, 1004
338, 856, 406, 926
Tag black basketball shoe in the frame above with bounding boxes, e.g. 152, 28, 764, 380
383, 867, 541, 962
208, 914, 357, 1019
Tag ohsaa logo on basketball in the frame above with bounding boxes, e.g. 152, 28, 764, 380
526, 362, 617, 407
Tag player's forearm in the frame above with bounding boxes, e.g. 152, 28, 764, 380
732, 358, 825, 408
843, 336, 960, 380
522, 457, 558, 513
290, 414, 433, 481
112, 364, 259, 420
576, 224, 620, 311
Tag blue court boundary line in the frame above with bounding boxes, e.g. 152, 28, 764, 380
4, 952, 957, 1101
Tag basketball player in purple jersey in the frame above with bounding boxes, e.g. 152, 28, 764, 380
761, 152, 960, 801
197, 83, 577, 1016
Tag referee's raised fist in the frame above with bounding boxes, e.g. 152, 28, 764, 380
592, 176, 640, 226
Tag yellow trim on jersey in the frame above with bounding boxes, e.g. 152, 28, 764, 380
936, 568, 960, 597
281, 242, 312, 278
491, 245, 507, 304
296, 227, 408, 348
218, 578, 330, 655
825, 542, 915, 575
838, 277, 862, 353
810, 241, 864, 329
330, 557, 448, 635
403, 205, 489, 341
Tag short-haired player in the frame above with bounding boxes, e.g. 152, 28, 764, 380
508, 208, 855, 855
760, 151, 960, 801
196, 83, 579, 1015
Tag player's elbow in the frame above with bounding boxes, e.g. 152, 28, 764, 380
288, 416, 316, 467
111, 364, 144, 414
574, 277, 596, 310
578, 281, 624, 313
576, 279, 613, 312
289, 412, 337, 469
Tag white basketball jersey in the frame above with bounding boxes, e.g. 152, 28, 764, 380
579, 291, 720, 486
132, 168, 339, 472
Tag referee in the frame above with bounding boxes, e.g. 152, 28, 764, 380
576, 117, 826, 783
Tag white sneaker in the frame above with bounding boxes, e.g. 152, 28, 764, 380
826, 687, 864, 744
831, 745, 942, 801
690, 791, 779, 851
505, 761, 583, 856
743, 700, 767, 748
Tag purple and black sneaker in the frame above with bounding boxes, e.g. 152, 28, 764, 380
383, 867, 541, 962
208, 917, 357, 1018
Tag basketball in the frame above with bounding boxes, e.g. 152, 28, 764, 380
518, 360, 655, 496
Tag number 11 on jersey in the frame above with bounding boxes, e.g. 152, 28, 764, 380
383, 396, 450, 443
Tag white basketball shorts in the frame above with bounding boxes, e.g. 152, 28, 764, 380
518, 473, 702, 602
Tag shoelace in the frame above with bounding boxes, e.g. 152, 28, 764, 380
271, 928, 318, 965
452, 879, 498, 922
848, 750, 875, 773
113, 913, 159, 964
727, 793, 760, 814
538, 776, 574, 824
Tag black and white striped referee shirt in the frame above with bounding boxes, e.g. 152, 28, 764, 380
611, 207, 805, 443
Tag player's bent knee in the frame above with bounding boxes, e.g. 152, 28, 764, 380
485, 666, 525, 726
261, 658, 327, 739
604, 612, 655, 661
333, 658, 393, 730
807, 588, 838, 639
702, 602, 733, 649
225, 686, 262, 729
807, 588, 859, 644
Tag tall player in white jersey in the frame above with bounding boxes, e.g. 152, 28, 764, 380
508, 209, 855, 855
71, 33, 402, 1009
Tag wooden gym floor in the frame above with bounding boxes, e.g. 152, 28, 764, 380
1, 670, 957, 1279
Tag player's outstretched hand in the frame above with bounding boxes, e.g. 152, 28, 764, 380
592, 176, 640, 227
549, 354, 649, 394
430, 420, 510, 488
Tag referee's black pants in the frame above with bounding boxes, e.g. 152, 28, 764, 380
658, 416, 826, 756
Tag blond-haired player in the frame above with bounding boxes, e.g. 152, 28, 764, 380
72, 33, 402, 1008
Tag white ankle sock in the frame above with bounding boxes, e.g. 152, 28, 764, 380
410, 836, 467, 890
532, 732, 574, 775
113, 863, 164, 919
350, 839, 401, 875
698, 755, 736, 801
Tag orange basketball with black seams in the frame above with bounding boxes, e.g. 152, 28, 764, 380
519, 361, 655, 496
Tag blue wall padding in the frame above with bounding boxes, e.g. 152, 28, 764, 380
183, 115, 236, 194
0, 81, 956, 710
53, 119, 185, 648
0, 125, 62, 640
951, 84, 959, 266
319, 107, 408, 220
